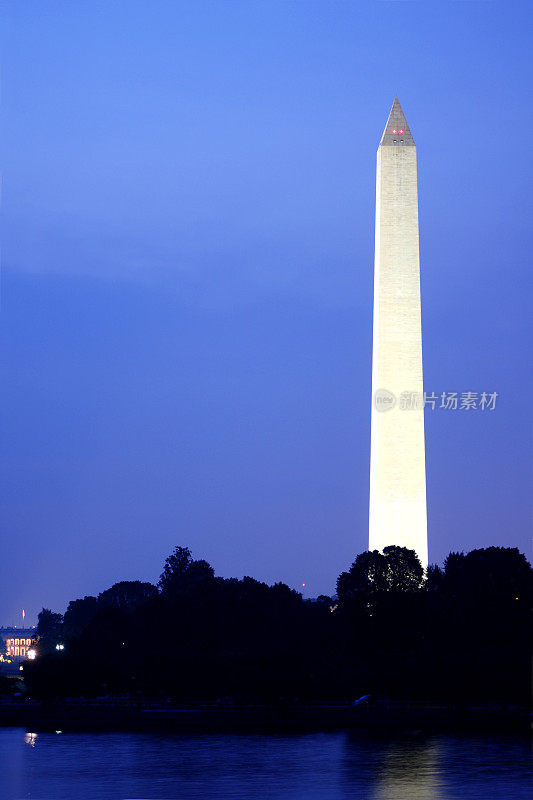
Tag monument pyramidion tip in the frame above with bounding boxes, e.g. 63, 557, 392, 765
380, 97, 415, 147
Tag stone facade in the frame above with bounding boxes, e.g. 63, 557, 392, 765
369, 98, 428, 568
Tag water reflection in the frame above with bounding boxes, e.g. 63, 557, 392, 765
370, 739, 445, 800
1, 728, 530, 800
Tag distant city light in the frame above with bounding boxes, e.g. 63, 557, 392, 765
19, 665, 23, 671
27, 648, 37, 660
55, 644, 65, 651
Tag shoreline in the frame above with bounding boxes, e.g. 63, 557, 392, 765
0, 702, 529, 735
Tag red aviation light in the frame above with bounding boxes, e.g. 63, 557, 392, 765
399, 129, 404, 134
392, 128, 397, 134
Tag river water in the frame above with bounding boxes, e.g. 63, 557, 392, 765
0, 727, 530, 799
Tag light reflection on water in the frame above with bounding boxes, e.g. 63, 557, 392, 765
0, 727, 530, 800
370, 740, 446, 799
23, 731, 38, 747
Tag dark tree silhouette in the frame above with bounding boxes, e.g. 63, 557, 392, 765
24, 544, 532, 705
36, 608, 63, 655
63, 596, 98, 640
98, 581, 157, 610
383, 545, 424, 591
158, 545, 215, 596
37, 608, 63, 638
337, 545, 423, 603
425, 564, 444, 592
443, 547, 532, 602
337, 550, 389, 603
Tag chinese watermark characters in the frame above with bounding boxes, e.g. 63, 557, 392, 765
374, 390, 498, 412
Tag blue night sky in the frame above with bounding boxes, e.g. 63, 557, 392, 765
1, 1, 531, 624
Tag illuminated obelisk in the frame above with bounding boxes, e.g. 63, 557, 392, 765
369, 98, 428, 568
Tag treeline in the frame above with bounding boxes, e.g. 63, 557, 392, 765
24, 545, 532, 704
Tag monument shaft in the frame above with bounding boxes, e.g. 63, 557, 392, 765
369, 98, 428, 567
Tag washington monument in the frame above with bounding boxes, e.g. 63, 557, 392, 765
369, 98, 428, 568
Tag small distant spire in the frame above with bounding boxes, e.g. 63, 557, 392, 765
379, 97, 415, 147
